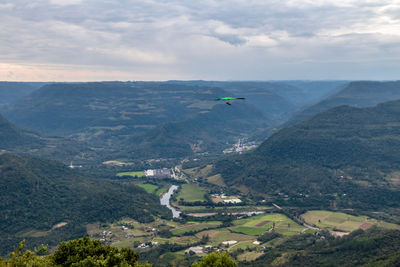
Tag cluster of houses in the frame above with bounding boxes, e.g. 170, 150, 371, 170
144, 168, 172, 179
211, 193, 243, 204
184, 240, 265, 255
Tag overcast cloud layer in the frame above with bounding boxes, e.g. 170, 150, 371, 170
1, 0, 399, 81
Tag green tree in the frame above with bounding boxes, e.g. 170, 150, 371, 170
0, 240, 52, 267
192, 252, 237, 267
51, 236, 150, 267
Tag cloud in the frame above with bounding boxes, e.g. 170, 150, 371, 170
1, 0, 399, 80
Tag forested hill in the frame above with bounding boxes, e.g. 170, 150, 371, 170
243, 227, 400, 266
0, 153, 170, 255
0, 82, 46, 107
3, 82, 270, 159
287, 80, 400, 126
4, 82, 264, 137
0, 113, 43, 149
0, 112, 94, 164
127, 102, 267, 158
215, 99, 400, 209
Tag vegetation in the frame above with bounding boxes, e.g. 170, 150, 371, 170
137, 184, 159, 194
0, 153, 170, 256
117, 171, 145, 178
192, 251, 237, 267
4, 82, 269, 160
0, 237, 149, 267
288, 80, 400, 126
216, 99, 400, 211
177, 184, 208, 203
245, 227, 400, 266
301, 210, 400, 232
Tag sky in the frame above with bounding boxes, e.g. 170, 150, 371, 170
0, 0, 399, 81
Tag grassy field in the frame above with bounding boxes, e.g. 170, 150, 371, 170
172, 221, 221, 235
301, 210, 400, 232
176, 184, 207, 202
237, 251, 264, 262
232, 226, 266, 236
116, 171, 145, 178
136, 183, 158, 194
156, 184, 170, 196
207, 174, 226, 187
233, 213, 305, 236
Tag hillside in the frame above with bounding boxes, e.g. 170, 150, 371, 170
4, 82, 269, 159
168, 80, 346, 122
215, 99, 400, 210
287, 80, 400, 125
0, 153, 170, 255
0, 113, 44, 149
0, 82, 45, 107
129, 103, 267, 158
244, 227, 400, 266
0, 112, 96, 165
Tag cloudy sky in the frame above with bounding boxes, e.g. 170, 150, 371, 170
1, 0, 399, 81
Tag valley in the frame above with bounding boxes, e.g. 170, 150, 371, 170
84, 161, 400, 266
2, 81, 400, 266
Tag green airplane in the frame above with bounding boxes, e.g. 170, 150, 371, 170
216, 97, 245, 105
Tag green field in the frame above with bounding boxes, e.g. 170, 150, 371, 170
176, 184, 207, 202
116, 171, 145, 178
232, 226, 266, 235
172, 221, 221, 235
136, 184, 158, 193
156, 184, 170, 196
301, 210, 400, 232
233, 213, 305, 236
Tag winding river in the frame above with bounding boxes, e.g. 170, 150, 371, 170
160, 185, 181, 218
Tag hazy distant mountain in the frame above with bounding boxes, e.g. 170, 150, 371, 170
4, 82, 270, 159
215, 99, 400, 210
168, 80, 347, 120
0, 153, 170, 255
0, 82, 46, 108
0, 113, 44, 149
0, 112, 96, 165
129, 103, 267, 158
275, 80, 348, 106
5, 82, 233, 135
287, 81, 400, 126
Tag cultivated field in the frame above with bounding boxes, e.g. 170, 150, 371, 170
301, 210, 400, 232
176, 184, 207, 202
233, 213, 305, 236
136, 183, 158, 193
116, 171, 145, 177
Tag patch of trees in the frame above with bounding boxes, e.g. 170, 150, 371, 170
243, 227, 400, 266
0, 237, 150, 267
0, 153, 170, 256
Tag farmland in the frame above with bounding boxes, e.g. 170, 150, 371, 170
176, 184, 207, 202
301, 210, 400, 232
116, 171, 145, 178
233, 213, 305, 236
136, 183, 158, 194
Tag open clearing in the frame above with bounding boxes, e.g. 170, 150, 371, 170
233, 213, 305, 236
116, 171, 145, 178
172, 221, 221, 235
301, 210, 400, 232
136, 183, 158, 193
176, 184, 207, 202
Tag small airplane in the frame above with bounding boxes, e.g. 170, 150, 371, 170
216, 97, 245, 105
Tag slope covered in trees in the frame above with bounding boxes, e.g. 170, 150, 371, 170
243, 227, 400, 266
288, 80, 400, 126
0, 113, 43, 150
0, 153, 170, 255
215, 99, 400, 209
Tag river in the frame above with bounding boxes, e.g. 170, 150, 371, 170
160, 185, 181, 218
